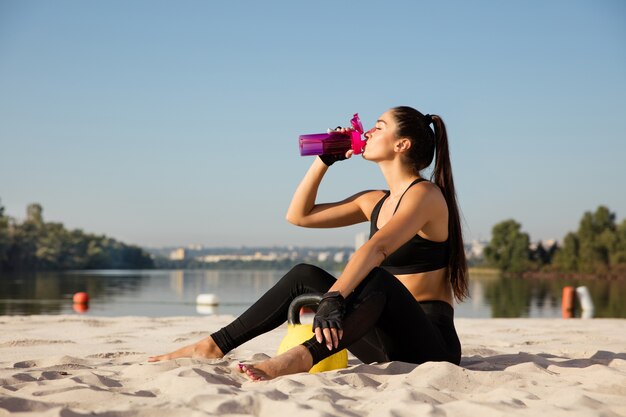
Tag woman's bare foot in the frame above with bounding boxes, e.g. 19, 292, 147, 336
148, 336, 224, 362
238, 345, 313, 381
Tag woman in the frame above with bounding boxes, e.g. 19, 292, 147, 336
149, 106, 468, 381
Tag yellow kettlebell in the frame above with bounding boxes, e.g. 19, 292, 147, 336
277, 294, 348, 373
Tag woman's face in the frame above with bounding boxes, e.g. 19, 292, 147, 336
362, 110, 398, 161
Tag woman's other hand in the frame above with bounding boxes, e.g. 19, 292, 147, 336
313, 292, 345, 350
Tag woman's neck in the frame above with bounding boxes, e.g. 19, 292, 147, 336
378, 160, 421, 198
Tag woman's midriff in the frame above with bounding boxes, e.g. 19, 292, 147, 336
395, 267, 454, 307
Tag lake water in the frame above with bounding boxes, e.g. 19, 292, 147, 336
0, 269, 624, 318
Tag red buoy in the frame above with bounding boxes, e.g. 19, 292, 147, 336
73, 303, 89, 313
73, 292, 90, 304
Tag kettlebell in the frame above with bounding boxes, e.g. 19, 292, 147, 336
277, 293, 348, 373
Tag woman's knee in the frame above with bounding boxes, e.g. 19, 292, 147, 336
353, 267, 389, 295
281, 263, 322, 284
278, 263, 334, 293
290, 263, 325, 277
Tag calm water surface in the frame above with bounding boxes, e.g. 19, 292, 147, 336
0, 269, 624, 318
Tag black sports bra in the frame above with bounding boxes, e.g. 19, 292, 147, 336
369, 178, 449, 274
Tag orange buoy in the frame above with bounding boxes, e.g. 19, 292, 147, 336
73, 303, 89, 313
73, 292, 90, 304
561, 286, 575, 319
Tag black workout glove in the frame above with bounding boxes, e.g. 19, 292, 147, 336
319, 126, 348, 167
313, 291, 346, 331
319, 153, 347, 166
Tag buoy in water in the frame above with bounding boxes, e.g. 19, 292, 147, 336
576, 286, 594, 319
73, 303, 89, 313
277, 294, 348, 374
196, 305, 217, 315
196, 294, 220, 306
561, 286, 575, 319
73, 292, 90, 304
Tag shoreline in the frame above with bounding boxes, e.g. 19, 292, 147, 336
520, 270, 626, 281
4, 266, 625, 281
469, 267, 626, 281
1, 315, 625, 416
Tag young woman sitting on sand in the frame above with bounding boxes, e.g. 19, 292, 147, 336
149, 106, 469, 381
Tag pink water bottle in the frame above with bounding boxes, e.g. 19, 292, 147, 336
299, 113, 365, 157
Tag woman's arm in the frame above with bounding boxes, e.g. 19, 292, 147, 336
286, 157, 377, 228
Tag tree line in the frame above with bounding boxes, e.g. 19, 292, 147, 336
0, 200, 154, 271
483, 206, 626, 276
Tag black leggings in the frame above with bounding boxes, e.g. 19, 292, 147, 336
211, 264, 461, 366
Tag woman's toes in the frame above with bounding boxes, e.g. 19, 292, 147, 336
238, 363, 267, 381
247, 369, 266, 381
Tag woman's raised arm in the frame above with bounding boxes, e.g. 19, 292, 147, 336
286, 157, 378, 228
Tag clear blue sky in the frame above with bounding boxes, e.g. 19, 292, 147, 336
1, 0, 625, 248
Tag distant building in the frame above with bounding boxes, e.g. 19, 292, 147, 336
333, 251, 345, 263
169, 248, 186, 260
465, 240, 487, 259
199, 251, 287, 263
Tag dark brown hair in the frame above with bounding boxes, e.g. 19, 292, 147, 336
392, 106, 468, 302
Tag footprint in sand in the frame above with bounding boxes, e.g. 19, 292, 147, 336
86, 351, 144, 359
70, 373, 123, 388
31, 386, 89, 397
0, 396, 58, 413
13, 360, 38, 369
13, 356, 93, 371
39, 371, 71, 380
0, 339, 74, 348
0, 373, 39, 391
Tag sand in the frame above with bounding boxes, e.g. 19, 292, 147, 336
1, 315, 625, 416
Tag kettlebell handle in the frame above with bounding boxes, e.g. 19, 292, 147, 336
288, 293, 323, 325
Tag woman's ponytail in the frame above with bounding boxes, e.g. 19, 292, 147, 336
431, 115, 468, 302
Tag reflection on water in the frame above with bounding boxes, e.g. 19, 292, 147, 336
0, 269, 624, 318
0, 270, 291, 317
466, 272, 626, 318
0, 270, 148, 315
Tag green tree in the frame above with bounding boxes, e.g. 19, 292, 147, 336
0, 199, 9, 269
483, 219, 531, 273
530, 241, 555, 267
0, 201, 154, 271
611, 219, 626, 265
9, 220, 38, 269
86, 238, 111, 268
552, 232, 579, 272
577, 206, 616, 273
26, 203, 44, 226
35, 222, 64, 269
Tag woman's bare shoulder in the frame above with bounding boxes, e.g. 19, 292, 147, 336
353, 189, 388, 220
408, 180, 446, 205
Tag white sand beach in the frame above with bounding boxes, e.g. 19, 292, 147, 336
1, 315, 625, 417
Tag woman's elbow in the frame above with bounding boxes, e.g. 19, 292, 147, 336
363, 240, 389, 265
285, 213, 304, 226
